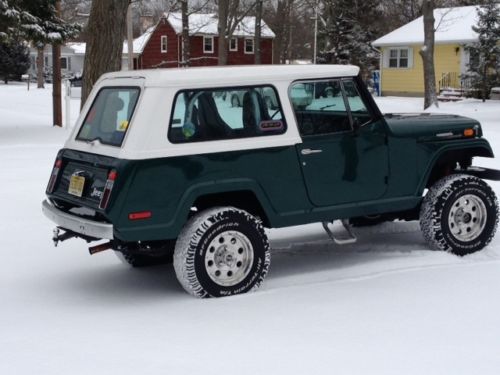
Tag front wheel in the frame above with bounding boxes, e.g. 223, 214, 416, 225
173, 207, 270, 298
420, 174, 498, 255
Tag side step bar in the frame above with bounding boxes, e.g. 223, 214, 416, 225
322, 219, 357, 245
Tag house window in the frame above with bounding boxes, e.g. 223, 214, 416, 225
161, 35, 168, 53
204, 36, 214, 53
244, 38, 254, 54
387, 47, 411, 68
229, 37, 238, 51
60, 57, 70, 70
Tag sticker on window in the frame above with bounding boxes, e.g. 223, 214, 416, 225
259, 120, 284, 132
117, 120, 129, 132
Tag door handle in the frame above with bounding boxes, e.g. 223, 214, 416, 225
301, 148, 323, 155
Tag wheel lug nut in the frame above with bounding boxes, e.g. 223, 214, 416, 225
236, 261, 242, 267
227, 271, 233, 277
215, 270, 221, 277
238, 248, 243, 254
231, 238, 236, 244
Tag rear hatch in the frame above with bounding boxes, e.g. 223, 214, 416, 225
48, 149, 118, 211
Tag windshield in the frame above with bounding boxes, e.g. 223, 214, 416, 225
76, 87, 140, 146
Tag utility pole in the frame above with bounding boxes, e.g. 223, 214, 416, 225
127, 4, 134, 70
312, 1, 318, 64
52, 0, 62, 127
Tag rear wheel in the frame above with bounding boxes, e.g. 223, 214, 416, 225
420, 174, 498, 255
173, 207, 270, 298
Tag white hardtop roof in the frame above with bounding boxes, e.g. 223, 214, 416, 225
99, 65, 360, 87
373, 6, 482, 47
165, 12, 275, 38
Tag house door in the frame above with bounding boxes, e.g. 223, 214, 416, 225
292, 78, 389, 207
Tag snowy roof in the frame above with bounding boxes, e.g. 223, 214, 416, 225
65, 27, 155, 56
165, 12, 275, 38
373, 6, 482, 47
66, 42, 86, 55
123, 26, 155, 54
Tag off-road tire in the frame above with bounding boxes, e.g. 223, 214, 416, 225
420, 174, 498, 256
173, 207, 270, 298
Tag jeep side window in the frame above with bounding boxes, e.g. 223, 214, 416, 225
342, 79, 373, 127
291, 80, 351, 136
169, 86, 286, 143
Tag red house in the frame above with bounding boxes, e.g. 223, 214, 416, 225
129, 13, 275, 69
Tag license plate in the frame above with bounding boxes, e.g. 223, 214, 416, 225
68, 175, 85, 197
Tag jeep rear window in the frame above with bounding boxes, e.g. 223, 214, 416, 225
169, 85, 286, 143
76, 87, 140, 147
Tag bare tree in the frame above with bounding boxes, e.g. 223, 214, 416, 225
36, 44, 45, 88
420, 0, 438, 109
179, 0, 190, 66
217, 0, 256, 65
254, 0, 263, 64
81, 0, 130, 106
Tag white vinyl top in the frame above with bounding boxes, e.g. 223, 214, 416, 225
98, 64, 360, 88
373, 6, 481, 47
165, 12, 275, 38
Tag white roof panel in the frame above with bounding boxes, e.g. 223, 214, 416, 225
99, 64, 359, 88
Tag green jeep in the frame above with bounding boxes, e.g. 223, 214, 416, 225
42, 65, 499, 298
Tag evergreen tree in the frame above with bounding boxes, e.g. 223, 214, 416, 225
318, 0, 379, 78
0, 0, 79, 43
0, 39, 30, 83
465, 1, 500, 101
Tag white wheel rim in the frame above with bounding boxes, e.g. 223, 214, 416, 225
205, 231, 254, 287
448, 194, 487, 242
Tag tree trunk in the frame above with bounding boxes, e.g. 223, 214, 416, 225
36, 45, 45, 89
419, 0, 438, 109
52, 43, 62, 126
81, 0, 130, 107
52, 1, 62, 127
217, 0, 229, 65
254, 0, 263, 64
180, 0, 190, 66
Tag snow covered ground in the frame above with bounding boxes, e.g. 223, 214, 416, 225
1, 82, 499, 375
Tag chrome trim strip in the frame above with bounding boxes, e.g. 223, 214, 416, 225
42, 199, 114, 239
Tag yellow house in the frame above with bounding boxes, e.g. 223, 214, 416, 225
373, 6, 481, 96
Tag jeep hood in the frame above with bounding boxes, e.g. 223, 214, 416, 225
384, 113, 482, 139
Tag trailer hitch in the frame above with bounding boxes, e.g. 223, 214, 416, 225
52, 227, 97, 247
52, 227, 78, 247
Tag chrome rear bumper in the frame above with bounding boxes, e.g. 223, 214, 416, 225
42, 199, 114, 240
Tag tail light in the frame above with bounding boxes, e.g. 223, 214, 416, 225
99, 169, 117, 210
46, 158, 62, 193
